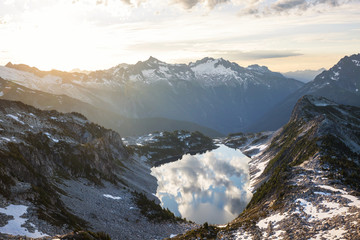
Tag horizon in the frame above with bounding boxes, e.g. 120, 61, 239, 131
0, 0, 359, 72
2, 55, 334, 73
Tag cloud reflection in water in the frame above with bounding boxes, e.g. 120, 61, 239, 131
151, 144, 252, 224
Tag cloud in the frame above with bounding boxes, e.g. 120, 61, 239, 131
151, 145, 252, 224
172, 0, 230, 9
73, 0, 229, 9
207, 0, 231, 8
67, 0, 351, 14
211, 50, 303, 61
239, 0, 351, 16
272, 0, 339, 12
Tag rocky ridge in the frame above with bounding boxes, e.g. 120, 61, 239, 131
0, 57, 303, 134
0, 99, 195, 239
219, 95, 360, 239
250, 53, 360, 132
174, 95, 360, 239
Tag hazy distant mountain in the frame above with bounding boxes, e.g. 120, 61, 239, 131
283, 68, 326, 83
249, 53, 360, 132
0, 77, 222, 137
1, 57, 303, 134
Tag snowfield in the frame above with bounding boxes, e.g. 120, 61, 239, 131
0, 204, 48, 238
223, 153, 360, 240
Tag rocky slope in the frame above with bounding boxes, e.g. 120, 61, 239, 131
1, 57, 303, 134
223, 95, 360, 239
124, 130, 217, 166
250, 53, 360, 132
0, 99, 195, 239
175, 95, 360, 239
221, 131, 274, 158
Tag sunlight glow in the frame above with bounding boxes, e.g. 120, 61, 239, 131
0, 0, 359, 71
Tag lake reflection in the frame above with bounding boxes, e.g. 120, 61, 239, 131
151, 144, 252, 224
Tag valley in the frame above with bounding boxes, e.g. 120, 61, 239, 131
0, 53, 359, 240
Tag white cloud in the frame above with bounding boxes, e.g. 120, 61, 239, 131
151, 145, 252, 224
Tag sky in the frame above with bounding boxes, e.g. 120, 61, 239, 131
0, 0, 359, 72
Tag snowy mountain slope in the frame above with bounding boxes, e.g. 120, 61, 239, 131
249, 53, 360, 132
175, 95, 360, 239
0, 99, 194, 239
0, 76, 127, 129
1, 57, 304, 134
218, 95, 360, 239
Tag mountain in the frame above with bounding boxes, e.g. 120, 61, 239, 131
0, 57, 304, 134
249, 53, 360, 132
0, 99, 195, 239
176, 95, 360, 239
0, 77, 221, 137
283, 68, 326, 83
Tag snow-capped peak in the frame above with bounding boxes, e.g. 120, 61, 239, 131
247, 64, 270, 73
144, 56, 166, 67
190, 58, 236, 76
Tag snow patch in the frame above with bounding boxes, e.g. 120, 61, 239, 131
314, 103, 329, 107
103, 194, 122, 200
6, 114, 25, 125
0, 204, 48, 238
352, 59, 360, 66
295, 197, 350, 222
318, 185, 347, 194
44, 132, 59, 143
1, 137, 11, 142
341, 194, 360, 207
257, 212, 287, 229
314, 191, 331, 196
233, 230, 252, 239
311, 227, 346, 240
0, 91, 3, 96
191, 59, 236, 77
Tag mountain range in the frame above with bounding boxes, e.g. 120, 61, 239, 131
2, 54, 359, 137
0, 57, 304, 135
250, 53, 360, 132
282, 68, 326, 83
0, 77, 221, 137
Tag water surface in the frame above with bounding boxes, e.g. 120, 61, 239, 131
151, 144, 252, 224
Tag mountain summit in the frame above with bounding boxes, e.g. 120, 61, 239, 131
1, 57, 303, 134
250, 53, 360, 132
178, 95, 360, 239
